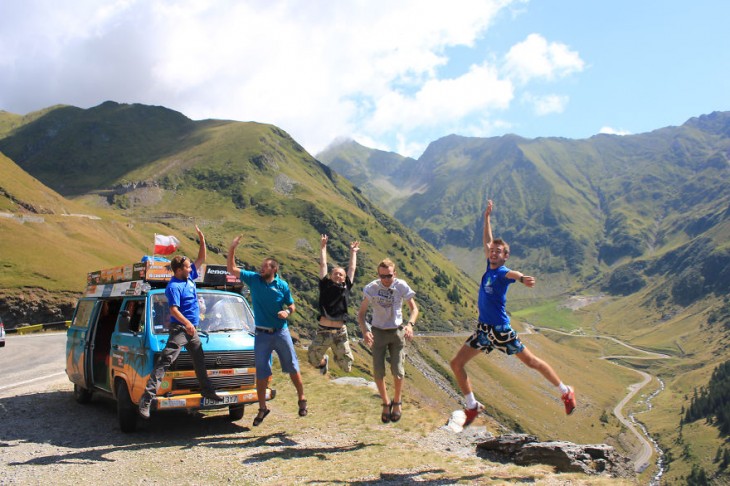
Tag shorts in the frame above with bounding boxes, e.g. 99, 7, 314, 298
371, 326, 406, 380
307, 326, 354, 372
254, 326, 300, 380
465, 321, 525, 355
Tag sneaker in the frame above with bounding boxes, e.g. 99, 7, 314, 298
562, 386, 577, 415
320, 355, 329, 375
463, 402, 485, 427
138, 400, 151, 419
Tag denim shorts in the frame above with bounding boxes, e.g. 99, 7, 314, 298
254, 326, 300, 379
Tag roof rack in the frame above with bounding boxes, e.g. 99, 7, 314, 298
84, 262, 243, 297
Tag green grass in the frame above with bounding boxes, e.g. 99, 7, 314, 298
512, 300, 581, 331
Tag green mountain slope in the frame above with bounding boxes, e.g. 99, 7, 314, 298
317, 138, 420, 213
319, 114, 730, 482
0, 102, 477, 334
320, 114, 730, 298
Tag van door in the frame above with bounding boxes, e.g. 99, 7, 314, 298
88, 299, 122, 392
110, 298, 147, 401
66, 298, 100, 388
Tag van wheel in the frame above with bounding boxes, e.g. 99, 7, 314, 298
73, 384, 93, 404
228, 404, 244, 421
116, 381, 138, 433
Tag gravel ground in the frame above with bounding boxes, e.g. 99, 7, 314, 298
0, 376, 509, 486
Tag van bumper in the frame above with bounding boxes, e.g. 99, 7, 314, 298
153, 388, 276, 411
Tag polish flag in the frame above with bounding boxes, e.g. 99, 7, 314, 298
154, 234, 180, 255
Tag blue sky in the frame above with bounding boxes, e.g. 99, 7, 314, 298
1, 1, 728, 158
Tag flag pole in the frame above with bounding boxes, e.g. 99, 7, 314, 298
152, 233, 157, 257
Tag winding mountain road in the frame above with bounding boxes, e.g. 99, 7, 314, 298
531, 325, 668, 472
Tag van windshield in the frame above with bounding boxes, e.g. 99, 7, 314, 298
151, 292, 255, 334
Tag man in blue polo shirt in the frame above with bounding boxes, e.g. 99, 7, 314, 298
139, 226, 222, 419
227, 235, 306, 426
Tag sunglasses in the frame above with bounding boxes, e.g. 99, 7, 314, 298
378, 273, 394, 279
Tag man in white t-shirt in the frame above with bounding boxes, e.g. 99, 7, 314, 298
357, 258, 418, 424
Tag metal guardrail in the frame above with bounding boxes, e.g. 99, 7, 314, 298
6, 320, 71, 334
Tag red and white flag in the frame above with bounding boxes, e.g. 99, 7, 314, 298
154, 234, 180, 255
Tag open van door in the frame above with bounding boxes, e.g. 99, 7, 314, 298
66, 299, 100, 400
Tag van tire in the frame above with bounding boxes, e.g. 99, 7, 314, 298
116, 381, 138, 433
228, 404, 244, 421
73, 384, 93, 404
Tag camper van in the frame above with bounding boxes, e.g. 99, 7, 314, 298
66, 260, 274, 432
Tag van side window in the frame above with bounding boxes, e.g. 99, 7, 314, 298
152, 295, 171, 334
72, 300, 96, 329
118, 300, 145, 333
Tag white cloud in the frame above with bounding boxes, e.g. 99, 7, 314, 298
504, 33, 584, 84
599, 126, 632, 136
523, 93, 568, 115
365, 64, 513, 134
0, 0, 586, 157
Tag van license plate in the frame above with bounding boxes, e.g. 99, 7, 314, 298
202, 395, 238, 406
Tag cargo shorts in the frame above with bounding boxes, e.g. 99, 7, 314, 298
307, 326, 354, 372
371, 326, 406, 380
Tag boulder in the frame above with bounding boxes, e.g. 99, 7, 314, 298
477, 434, 635, 479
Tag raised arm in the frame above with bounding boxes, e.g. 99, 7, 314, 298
319, 234, 328, 279
226, 235, 242, 278
347, 240, 359, 282
482, 199, 494, 260
194, 225, 207, 269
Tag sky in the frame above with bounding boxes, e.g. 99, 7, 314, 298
1, 0, 729, 159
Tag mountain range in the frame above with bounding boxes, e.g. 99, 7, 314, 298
318, 114, 730, 304
1, 101, 729, 482
0, 101, 476, 331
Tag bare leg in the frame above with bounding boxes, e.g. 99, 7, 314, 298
450, 345, 482, 395
256, 378, 269, 410
375, 377, 389, 405
516, 347, 561, 386
391, 376, 404, 416
289, 371, 306, 401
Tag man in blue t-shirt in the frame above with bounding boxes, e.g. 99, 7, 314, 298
227, 235, 306, 427
450, 200, 577, 428
139, 226, 222, 419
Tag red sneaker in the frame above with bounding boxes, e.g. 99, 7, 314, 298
562, 387, 576, 415
463, 402, 485, 427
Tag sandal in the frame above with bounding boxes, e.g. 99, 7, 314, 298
381, 402, 392, 423
390, 401, 402, 423
298, 399, 308, 417
252, 408, 270, 426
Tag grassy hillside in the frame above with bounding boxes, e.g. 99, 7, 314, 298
0, 103, 477, 334
319, 114, 730, 482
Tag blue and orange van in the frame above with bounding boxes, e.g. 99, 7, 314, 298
66, 260, 274, 432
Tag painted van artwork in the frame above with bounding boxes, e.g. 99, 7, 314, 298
66, 259, 274, 432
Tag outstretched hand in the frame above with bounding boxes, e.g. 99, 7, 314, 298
321, 234, 328, 249
485, 199, 493, 217
521, 275, 536, 288
350, 240, 360, 252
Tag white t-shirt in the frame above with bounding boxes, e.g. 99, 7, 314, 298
362, 278, 416, 329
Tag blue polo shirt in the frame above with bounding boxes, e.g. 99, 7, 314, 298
239, 269, 294, 329
477, 264, 515, 330
166, 263, 200, 327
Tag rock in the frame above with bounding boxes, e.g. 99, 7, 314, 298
477, 434, 635, 479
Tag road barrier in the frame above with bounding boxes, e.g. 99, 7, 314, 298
7, 320, 71, 334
